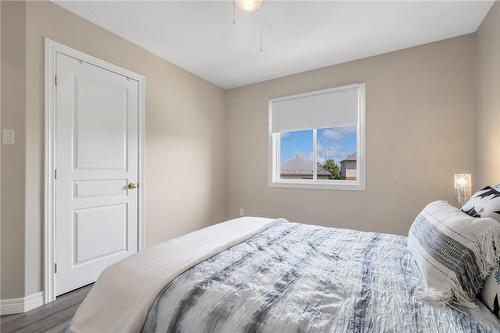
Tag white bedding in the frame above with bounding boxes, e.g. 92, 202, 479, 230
69, 217, 280, 333
141, 222, 500, 333
69, 217, 500, 333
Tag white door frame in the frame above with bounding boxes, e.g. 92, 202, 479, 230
44, 38, 145, 304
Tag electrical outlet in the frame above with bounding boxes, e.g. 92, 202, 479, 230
239, 208, 245, 217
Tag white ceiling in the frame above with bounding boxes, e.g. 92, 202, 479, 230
55, 1, 493, 89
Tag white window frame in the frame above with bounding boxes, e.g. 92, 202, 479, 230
268, 83, 366, 191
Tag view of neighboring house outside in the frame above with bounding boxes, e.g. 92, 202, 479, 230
278, 126, 357, 182
340, 153, 357, 180
280, 154, 331, 179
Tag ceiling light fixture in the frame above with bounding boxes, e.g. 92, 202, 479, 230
232, 0, 265, 52
235, 0, 264, 12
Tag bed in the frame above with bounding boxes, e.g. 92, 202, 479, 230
68, 217, 500, 333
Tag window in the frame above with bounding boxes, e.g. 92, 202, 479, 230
280, 129, 313, 180
269, 83, 365, 190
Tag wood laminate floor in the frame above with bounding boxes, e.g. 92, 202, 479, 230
0, 284, 92, 333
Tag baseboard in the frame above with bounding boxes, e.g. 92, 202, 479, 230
0, 292, 44, 315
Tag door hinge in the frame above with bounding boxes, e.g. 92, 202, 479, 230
54, 263, 58, 274
54, 169, 57, 180
54, 75, 58, 86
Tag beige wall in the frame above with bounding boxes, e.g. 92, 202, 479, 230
476, 2, 500, 189
1, 1, 27, 299
226, 35, 476, 236
2, 0, 497, 301
2, 1, 227, 298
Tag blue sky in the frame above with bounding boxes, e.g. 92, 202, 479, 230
280, 126, 356, 164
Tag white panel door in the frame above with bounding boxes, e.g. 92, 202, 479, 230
55, 53, 139, 295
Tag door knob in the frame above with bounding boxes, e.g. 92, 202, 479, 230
128, 183, 137, 189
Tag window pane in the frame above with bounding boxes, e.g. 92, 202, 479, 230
317, 126, 357, 180
280, 129, 313, 180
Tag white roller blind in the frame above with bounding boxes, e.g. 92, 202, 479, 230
271, 85, 359, 133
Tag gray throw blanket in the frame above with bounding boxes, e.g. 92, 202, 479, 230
141, 222, 500, 333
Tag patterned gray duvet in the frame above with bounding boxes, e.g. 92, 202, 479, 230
141, 222, 500, 333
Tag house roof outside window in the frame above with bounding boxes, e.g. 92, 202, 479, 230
340, 153, 357, 163
280, 154, 330, 177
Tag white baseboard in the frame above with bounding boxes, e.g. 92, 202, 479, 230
0, 292, 44, 315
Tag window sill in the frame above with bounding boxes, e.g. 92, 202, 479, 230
268, 180, 365, 191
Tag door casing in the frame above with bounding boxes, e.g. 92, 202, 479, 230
44, 38, 145, 304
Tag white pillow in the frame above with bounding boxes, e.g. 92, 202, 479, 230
481, 264, 500, 318
461, 186, 500, 222
407, 201, 500, 308
479, 183, 500, 318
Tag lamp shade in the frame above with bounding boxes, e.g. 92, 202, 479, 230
235, 0, 263, 12
454, 174, 472, 206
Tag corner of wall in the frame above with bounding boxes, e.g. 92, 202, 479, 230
474, 1, 500, 189
223, 88, 230, 220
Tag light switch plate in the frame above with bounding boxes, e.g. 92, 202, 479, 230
2, 129, 15, 145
